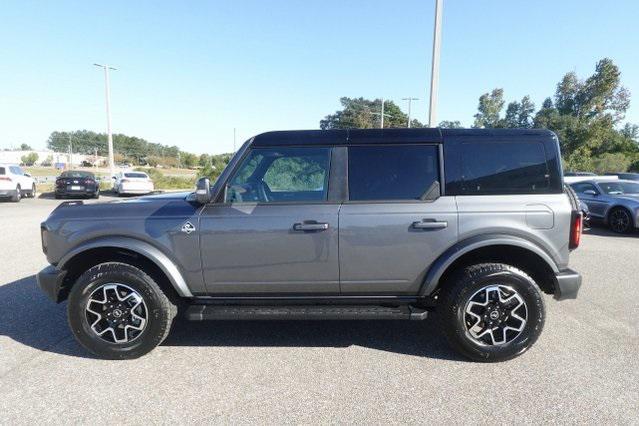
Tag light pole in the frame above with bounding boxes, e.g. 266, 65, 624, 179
402, 97, 419, 128
428, 0, 443, 127
94, 63, 117, 177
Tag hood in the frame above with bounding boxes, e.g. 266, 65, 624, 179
45, 191, 198, 224
612, 194, 639, 204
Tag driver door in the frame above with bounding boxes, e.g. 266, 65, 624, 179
198, 146, 340, 295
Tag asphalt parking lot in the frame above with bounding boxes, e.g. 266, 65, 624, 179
0, 195, 637, 423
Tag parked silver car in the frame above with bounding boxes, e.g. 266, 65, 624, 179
570, 180, 639, 233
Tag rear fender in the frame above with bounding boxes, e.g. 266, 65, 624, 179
420, 234, 559, 296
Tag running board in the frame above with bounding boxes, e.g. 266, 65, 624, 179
184, 304, 428, 321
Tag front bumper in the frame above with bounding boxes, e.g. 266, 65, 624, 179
37, 265, 67, 303
554, 268, 582, 300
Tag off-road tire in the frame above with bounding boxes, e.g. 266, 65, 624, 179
67, 262, 177, 359
437, 263, 545, 362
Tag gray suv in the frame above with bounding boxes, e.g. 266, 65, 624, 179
37, 128, 583, 362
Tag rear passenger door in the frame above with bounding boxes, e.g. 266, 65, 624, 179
338, 144, 458, 295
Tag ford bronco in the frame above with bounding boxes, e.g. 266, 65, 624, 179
37, 128, 582, 361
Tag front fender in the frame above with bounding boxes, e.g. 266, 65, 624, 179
58, 236, 193, 297
420, 234, 560, 296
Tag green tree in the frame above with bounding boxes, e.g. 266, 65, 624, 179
199, 153, 211, 168
181, 152, 197, 169
320, 97, 424, 129
19, 143, 32, 150
21, 152, 38, 166
439, 120, 462, 128
592, 152, 631, 173
501, 96, 535, 128
473, 89, 505, 128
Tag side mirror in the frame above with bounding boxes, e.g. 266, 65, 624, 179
23, 173, 31, 177
584, 189, 597, 196
195, 177, 212, 204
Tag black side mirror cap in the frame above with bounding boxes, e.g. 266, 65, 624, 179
195, 177, 212, 204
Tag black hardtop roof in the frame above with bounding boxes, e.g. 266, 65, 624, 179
250, 128, 556, 147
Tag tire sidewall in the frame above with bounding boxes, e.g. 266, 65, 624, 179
450, 269, 544, 362
68, 264, 171, 359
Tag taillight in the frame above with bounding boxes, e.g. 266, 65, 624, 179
0, 176, 11, 182
569, 211, 582, 249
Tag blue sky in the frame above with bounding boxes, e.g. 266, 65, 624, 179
1, 0, 638, 154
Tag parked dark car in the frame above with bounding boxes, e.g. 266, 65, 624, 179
55, 170, 100, 199
570, 179, 639, 233
604, 172, 639, 181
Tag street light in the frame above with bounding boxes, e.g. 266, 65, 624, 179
94, 63, 117, 177
428, 0, 443, 127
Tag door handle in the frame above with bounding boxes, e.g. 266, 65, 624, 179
412, 220, 448, 230
293, 222, 329, 232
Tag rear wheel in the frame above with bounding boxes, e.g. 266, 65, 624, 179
67, 262, 177, 359
11, 185, 21, 202
438, 263, 545, 362
608, 207, 633, 234
28, 184, 36, 198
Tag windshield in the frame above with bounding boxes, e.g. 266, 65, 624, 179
124, 172, 148, 178
599, 181, 639, 195
60, 171, 95, 178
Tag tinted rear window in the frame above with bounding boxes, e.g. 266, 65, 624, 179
60, 171, 95, 178
0, 167, 5, 175
348, 145, 439, 201
124, 173, 148, 178
458, 141, 549, 194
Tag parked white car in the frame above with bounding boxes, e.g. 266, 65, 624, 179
0, 164, 36, 202
112, 171, 154, 196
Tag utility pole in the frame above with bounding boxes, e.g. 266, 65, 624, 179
68, 133, 73, 168
402, 97, 419, 128
372, 98, 391, 128
428, 0, 443, 127
94, 63, 117, 177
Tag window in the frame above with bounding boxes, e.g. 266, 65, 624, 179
571, 182, 598, 194
348, 145, 439, 201
599, 181, 639, 195
226, 147, 330, 203
10, 166, 23, 175
460, 141, 549, 194
124, 172, 148, 178
0, 167, 5, 175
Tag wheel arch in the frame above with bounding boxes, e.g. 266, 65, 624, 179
57, 237, 192, 301
421, 235, 560, 297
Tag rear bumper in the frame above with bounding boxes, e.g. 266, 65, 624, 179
0, 189, 18, 198
36, 265, 67, 303
554, 268, 582, 300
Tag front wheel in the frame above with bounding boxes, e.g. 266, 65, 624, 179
438, 263, 545, 362
67, 262, 177, 359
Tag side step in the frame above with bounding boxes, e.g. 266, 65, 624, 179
185, 304, 428, 321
